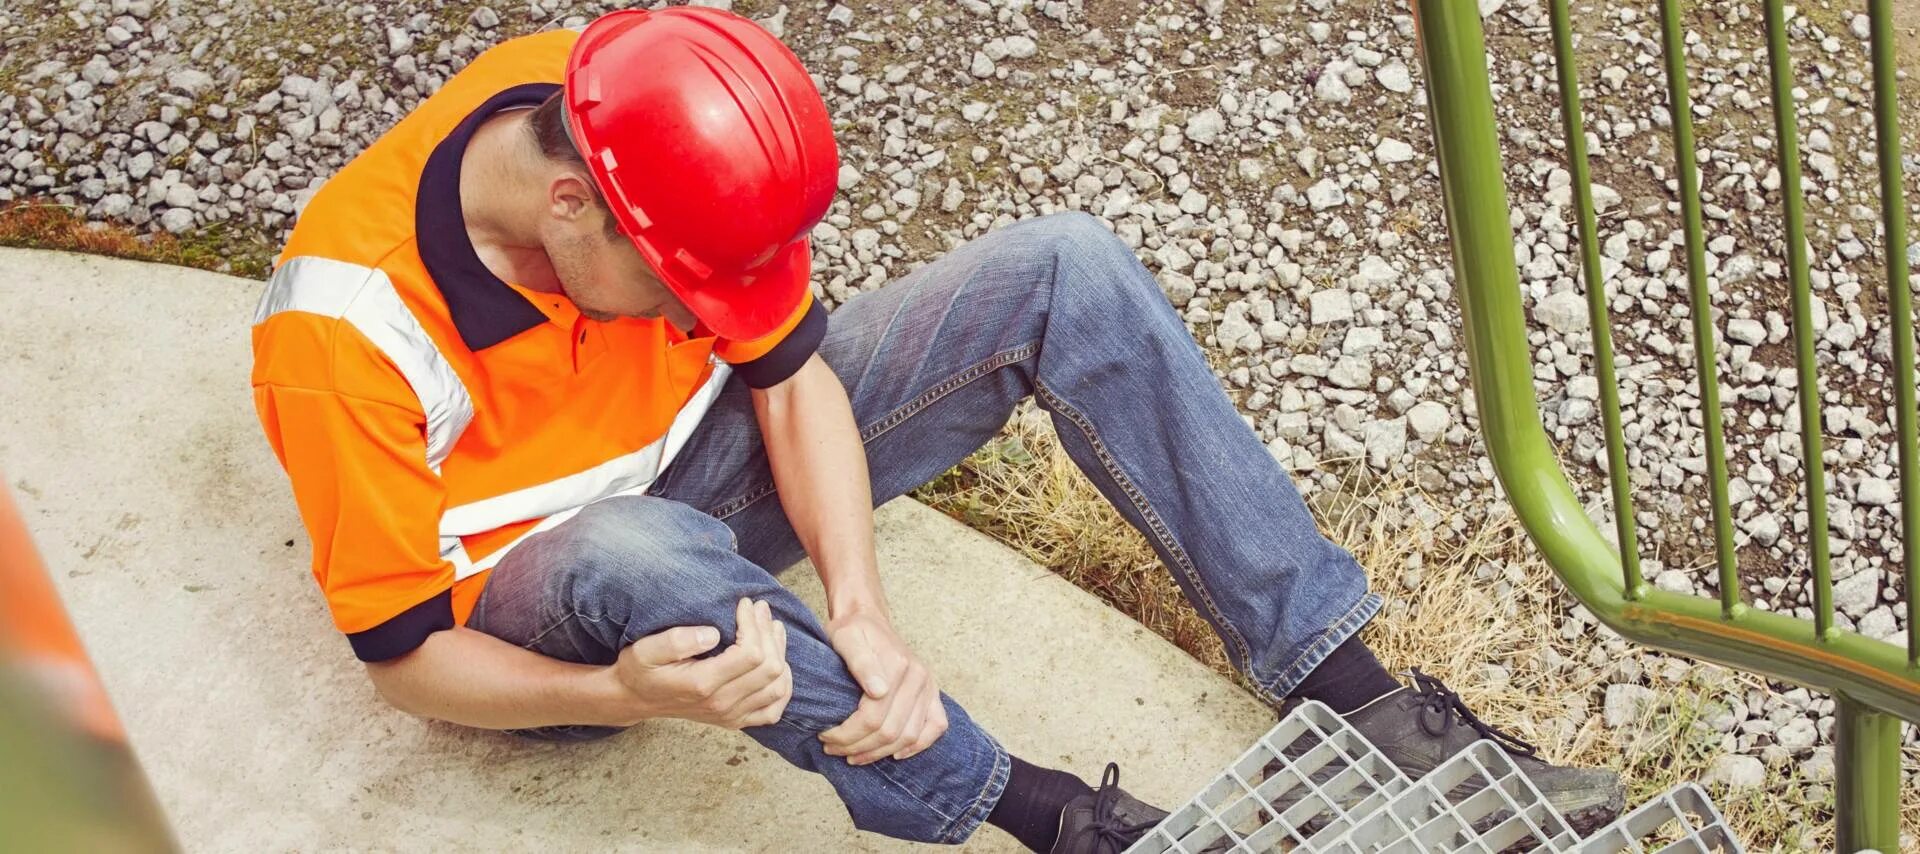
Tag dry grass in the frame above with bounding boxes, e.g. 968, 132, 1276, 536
0, 202, 274, 279
914, 411, 1919, 852
914, 409, 1235, 679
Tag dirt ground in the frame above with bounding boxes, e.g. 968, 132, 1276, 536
1898, 0, 1920, 72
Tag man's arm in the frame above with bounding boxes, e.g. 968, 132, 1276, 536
365, 626, 637, 729
751, 353, 885, 617
752, 354, 949, 764
366, 597, 792, 731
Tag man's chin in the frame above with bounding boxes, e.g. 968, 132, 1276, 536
580, 308, 620, 322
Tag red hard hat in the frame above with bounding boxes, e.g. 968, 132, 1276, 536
564, 7, 838, 341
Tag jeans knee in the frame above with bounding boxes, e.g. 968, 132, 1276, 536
556, 496, 744, 614
1023, 212, 1178, 331
571, 496, 735, 556
1033, 211, 1134, 269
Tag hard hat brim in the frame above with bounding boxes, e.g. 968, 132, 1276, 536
655, 237, 812, 343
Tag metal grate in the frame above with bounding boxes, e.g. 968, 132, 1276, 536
1573, 784, 1741, 854
1127, 701, 1411, 853
1326, 741, 1577, 854
1127, 701, 1743, 854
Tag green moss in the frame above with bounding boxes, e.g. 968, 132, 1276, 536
172, 222, 275, 279
0, 200, 276, 279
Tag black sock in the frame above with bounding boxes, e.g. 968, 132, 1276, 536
1289, 634, 1401, 714
987, 756, 1093, 852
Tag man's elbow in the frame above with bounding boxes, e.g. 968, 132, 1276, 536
363, 648, 431, 718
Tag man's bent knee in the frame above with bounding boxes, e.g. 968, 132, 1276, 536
475, 495, 763, 658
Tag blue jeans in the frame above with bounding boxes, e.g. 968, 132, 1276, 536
466, 212, 1383, 844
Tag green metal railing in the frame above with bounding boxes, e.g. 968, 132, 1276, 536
1411, 0, 1918, 848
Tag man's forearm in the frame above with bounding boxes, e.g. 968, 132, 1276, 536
753, 354, 887, 619
365, 626, 636, 730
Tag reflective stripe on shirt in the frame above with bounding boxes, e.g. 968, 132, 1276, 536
258, 254, 732, 581
254, 256, 476, 472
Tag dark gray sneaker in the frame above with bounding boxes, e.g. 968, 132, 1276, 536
1340, 669, 1626, 834
1049, 763, 1169, 854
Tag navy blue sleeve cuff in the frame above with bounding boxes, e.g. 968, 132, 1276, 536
346, 590, 455, 662
734, 300, 827, 389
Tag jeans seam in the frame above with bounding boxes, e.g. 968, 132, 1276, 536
860, 343, 1038, 446
869, 764, 957, 829
520, 610, 584, 651
709, 343, 1040, 522
532, 608, 638, 655
937, 734, 1010, 843
710, 482, 776, 522
1252, 591, 1384, 704
771, 713, 830, 733
756, 698, 1006, 840
1031, 378, 1258, 676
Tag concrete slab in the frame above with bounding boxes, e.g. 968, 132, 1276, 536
0, 247, 1274, 852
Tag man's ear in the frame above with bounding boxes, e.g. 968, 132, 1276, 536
548, 172, 600, 222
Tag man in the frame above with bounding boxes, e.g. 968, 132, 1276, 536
250, 7, 1622, 852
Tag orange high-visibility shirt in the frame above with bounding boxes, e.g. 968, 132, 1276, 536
250, 29, 823, 661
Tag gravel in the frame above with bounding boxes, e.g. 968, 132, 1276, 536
1406, 400, 1450, 441
1833, 568, 1881, 618
1533, 289, 1589, 334
1375, 61, 1413, 94
1184, 108, 1224, 145
1603, 683, 1656, 728
1857, 477, 1898, 507
1705, 754, 1767, 791
1374, 137, 1414, 164
1314, 63, 1352, 103
1310, 289, 1355, 325
1306, 178, 1345, 210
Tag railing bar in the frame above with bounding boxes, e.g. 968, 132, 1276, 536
1834, 694, 1903, 849
1867, 0, 1920, 667
1762, 0, 1834, 639
1656, 0, 1741, 616
1547, 0, 1644, 597
1412, 0, 1920, 726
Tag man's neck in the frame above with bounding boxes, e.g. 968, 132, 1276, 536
459, 110, 563, 294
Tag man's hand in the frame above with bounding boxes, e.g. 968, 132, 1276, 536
750, 354, 941, 761
609, 597, 792, 729
820, 607, 948, 764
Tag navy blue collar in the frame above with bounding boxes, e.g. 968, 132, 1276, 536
416, 82, 563, 351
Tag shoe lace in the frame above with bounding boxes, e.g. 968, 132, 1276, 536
1086, 762, 1159, 851
1407, 668, 1539, 758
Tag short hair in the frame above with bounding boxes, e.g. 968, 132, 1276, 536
527, 89, 622, 238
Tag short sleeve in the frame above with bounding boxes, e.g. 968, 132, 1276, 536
254, 379, 456, 662
712, 294, 826, 388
